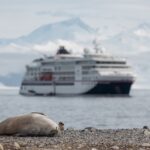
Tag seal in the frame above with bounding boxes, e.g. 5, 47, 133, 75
0, 112, 64, 136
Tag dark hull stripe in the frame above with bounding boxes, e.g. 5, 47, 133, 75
85, 82, 132, 95
21, 80, 133, 86
21, 82, 74, 86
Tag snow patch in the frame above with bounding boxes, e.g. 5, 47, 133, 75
134, 29, 150, 37
0, 83, 18, 89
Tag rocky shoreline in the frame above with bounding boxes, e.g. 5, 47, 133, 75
0, 128, 150, 150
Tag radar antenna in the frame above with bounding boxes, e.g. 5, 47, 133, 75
93, 28, 105, 54
93, 38, 104, 54
83, 48, 90, 55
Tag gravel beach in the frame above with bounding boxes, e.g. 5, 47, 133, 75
0, 128, 150, 150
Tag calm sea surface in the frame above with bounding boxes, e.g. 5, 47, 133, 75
0, 89, 150, 129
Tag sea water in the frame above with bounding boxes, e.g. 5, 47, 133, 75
0, 89, 150, 129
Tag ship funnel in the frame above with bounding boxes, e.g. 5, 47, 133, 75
56, 46, 70, 55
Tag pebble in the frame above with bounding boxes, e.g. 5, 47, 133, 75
143, 126, 149, 129
20, 142, 27, 147
142, 143, 150, 147
139, 148, 145, 150
144, 129, 150, 136
111, 145, 119, 150
66, 127, 75, 131
67, 146, 72, 149
14, 142, 21, 150
77, 144, 84, 149
84, 127, 97, 132
91, 148, 98, 150
38, 143, 45, 148
0, 144, 4, 150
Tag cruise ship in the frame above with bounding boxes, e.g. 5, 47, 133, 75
20, 46, 135, 96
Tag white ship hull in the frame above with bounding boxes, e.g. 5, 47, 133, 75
20, 79, 133, 96
19, 46, 135, 96
20, 81, 97, 95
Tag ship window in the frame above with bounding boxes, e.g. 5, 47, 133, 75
55, 72, 74, 75
55, 66, 61, 71
58, 76, 75, 81
82, 71, 89, 74
76, 61, 80, 64
96, 61, 125, 64
59, 66, 61, 70
93, 65, 128, 68
82, 66, 93, 69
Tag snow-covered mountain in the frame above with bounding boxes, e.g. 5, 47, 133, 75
0, 18, 95, 46
103, 22, 150, 55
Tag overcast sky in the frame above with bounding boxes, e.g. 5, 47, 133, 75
0, 0, 149, 38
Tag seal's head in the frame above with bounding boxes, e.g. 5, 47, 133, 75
58, 122, 64, 131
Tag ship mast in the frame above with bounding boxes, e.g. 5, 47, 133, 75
93, 38, 104, 54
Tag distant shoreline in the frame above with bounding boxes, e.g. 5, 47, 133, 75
0, 128, 149, 150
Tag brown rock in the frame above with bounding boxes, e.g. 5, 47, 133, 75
144, 129, 150, 136
91, 148, 98, 150
0, 144, 4, 150
111, 145, 119, 150
142, 143, 150, 147
14, 142, 21, 150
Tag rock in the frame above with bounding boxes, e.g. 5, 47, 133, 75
84, 127, 97, 132
77, 144, 84, 149
14, 142, 21, 150
81, 127, 96, 132
139, 148, 145, 150
111, 145, 119, 150
66, 127, 75, 131
143, 126, 149, 129
38, 143, 44, 148
144, 129, 150, 136
0, 144, 4, 150
20, 142, 27, 147
142, 143, 150, 147
91, 148, 98, 150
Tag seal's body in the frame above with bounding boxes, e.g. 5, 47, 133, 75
0, 113, 64, 136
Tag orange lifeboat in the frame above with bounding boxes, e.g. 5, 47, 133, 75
40, 73, 52, 81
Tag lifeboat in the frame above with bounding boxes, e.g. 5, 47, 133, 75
40, 73, 53, 81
